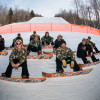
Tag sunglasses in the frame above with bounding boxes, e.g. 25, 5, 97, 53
16, 43, 22, 45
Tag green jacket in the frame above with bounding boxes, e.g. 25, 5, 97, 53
41, 36, 53, 44
9, 47, 27, 65
86, 40, 95, 48
29, 40, 41, 47
56, 47, 75, 61
30, 34, 40, 41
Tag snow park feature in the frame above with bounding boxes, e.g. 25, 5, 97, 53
0, 17, 100, 100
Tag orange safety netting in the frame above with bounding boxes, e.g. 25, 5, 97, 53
0, 23, 99, 35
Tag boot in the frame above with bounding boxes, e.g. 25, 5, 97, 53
91, 55, 99, 62
84, 60, 90, 64
22, 75, 29, 78
56, 69, 64, 73
1, 73, 6, 77
1, 73, 11, 78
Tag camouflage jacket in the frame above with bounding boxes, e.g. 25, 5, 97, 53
86, 40, 95, 48
13, 37, 23, 43
29, 40, 41, 47
41, 36, 53, 44
30, 34, 36, 41
56, 47, 75, 61
30, 34, 40, 41
9, 47, 27, 65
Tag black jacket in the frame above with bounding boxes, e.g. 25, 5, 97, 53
0, 38, 5, 51
54, 39, 66, 49
77, 42, 88, 57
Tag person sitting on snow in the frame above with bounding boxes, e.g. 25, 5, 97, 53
56, 42, 81, 73
77, 38, 99, 64
53, 34, 66, 51
30, 31, 40, 41
86, 36, 99, 53
27, 35, 42, 55
41, 31, 54, 46
11, 33, 23, 47
2, 40, 29, 78
0, 35, 5, 52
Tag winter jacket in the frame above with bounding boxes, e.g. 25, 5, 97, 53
29, 40, 41, 47
0, 38, 5, 50
86, 40, 95, 48
30, 34, 40, 41
77, 42, 88, 57
54, 39, 66, 49
41, 36, 53, 45
56, 47, 75, 61
9, 47, 27, 65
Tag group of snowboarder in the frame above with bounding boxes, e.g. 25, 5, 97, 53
0, 31, 99, 78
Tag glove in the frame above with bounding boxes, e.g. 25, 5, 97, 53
62, 60, 67, 67
70, 61, 74, 68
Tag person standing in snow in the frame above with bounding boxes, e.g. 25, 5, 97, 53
41, 31, 54, 46
56, 42, 81, 73
2, 40, 29, 78
30, 31, 40, 41
11, 33, 23, 47
0, 35, 5, 52
53, 34, 66, 51
77, 38, 99, 64
27, 35, 42, 55
86, 36, 99, 53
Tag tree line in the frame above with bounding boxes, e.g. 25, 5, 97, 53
0, 5, 42, 26
55, 0, 100, 29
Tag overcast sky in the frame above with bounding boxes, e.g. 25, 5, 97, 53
0, 0, 75, 17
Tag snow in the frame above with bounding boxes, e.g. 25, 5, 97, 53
8, 17, 69, 26
0, 31, 100, 100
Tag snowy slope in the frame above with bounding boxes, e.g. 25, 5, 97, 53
7, 17, 69, 26
0, 31, 100, 100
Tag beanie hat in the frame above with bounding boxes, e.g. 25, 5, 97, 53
82, 38, 86, 41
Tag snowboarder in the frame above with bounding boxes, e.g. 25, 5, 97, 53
77, 38, 99, 64
11, 33, 23, 47
53, 34, 66, 51
86, 36, 99, 53
41, 31, 54, 46
27, 35, 42, 55
2, 40, 29, 78
56, 42, 81, 73
30, 31, 40, 41
0, 35, 5, 52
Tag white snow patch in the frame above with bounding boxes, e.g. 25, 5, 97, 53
0, 31, 100, 100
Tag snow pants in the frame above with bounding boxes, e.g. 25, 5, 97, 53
27, 45, 41, 52
5, 59, 29, 77
56, 57, 80, 72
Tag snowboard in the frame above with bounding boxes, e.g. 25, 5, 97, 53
79, 60, 100, 68
5, 47, 14, 50
43, 51, 56, 55
0, 76, 46, 83
5, 45, 28, 50
42, 45, 54, 49
42, 68, 93, 78
43, 51, 76, 55
27, 54, 53, 59
0, 51, 8, 56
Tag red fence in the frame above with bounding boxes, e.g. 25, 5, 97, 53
0, 23, 100, 35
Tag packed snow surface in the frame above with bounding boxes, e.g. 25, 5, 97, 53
0, 31, 100, 100
8, 17, 69, 25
